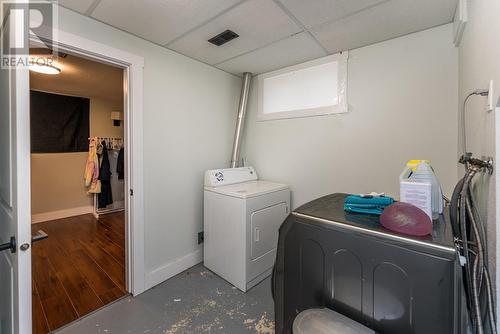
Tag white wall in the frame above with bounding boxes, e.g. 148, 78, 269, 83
56, 7, 242, 288
458, 0, 500, 323
242, 24, 458, 209
90, 98, 124, 139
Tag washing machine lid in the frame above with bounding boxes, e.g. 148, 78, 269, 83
205, 180, 289, 199
293, 193, 456, 255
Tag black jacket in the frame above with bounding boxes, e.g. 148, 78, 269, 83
116, 147, 124, 180
98, 141, 113, 208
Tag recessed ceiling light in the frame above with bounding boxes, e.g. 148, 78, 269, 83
29, 63, 61, 75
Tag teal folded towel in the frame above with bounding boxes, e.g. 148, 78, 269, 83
344, 195, 395, 215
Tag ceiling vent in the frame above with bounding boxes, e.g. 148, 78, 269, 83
208, 30, 239, 46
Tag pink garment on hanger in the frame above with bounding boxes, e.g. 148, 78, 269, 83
84, 137, 101, 194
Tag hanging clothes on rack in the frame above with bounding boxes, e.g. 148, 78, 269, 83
98, 140, 113, 208
84, 137, 101, 194
117, 147, 124, 180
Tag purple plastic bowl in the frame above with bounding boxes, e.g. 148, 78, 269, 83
380, 202, 432, 236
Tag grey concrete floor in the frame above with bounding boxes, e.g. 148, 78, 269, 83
55, 264, 275, 334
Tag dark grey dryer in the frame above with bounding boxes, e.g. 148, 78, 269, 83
273, 193, 465, 334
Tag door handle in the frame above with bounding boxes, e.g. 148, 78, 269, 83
0, 236, 16, 253
255, 228, 260, 242
32, 230, 48, 243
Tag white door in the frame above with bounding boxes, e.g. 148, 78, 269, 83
0, 3, 32, 334
250, 202, 288, 260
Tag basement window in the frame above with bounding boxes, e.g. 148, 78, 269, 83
258, 52, 348, 121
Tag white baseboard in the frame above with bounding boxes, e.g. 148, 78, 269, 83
145, 248, 202, 290
31, 206, 94, 224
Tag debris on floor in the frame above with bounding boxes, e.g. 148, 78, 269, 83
56, 264, 275, 334
254, 312, 275, 334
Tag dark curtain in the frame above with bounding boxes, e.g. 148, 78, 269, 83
30, 90, 90, 153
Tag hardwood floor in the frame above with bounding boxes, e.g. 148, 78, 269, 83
32, 212, 127, 333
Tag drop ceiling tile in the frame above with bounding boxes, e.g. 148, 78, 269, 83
278, 0, 388, 29
58, 0, 96, 14
168, 0, 302, 65
216, 32, 327, 75
311, 0, 457, 54
91, 0, 241, 45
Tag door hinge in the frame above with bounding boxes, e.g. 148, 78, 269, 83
130, 189, 134, 196
198, 231, 204, 244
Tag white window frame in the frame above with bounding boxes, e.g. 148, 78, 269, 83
257, 52, 348, 121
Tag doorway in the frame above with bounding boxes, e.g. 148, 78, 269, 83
29, 48, 128, 333
0, 21, 144, 332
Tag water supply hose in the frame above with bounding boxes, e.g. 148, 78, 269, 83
460, 171, 475, 328
451, 158, 496, 334
450, 177, 464, 237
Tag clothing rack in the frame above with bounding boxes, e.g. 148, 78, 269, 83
93, 136, 124, 150
91, 136, 125, 218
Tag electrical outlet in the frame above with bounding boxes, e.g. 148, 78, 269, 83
487, 80, 494, 112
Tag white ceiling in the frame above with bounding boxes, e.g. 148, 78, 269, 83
30, 50, 123, 103
59, 0, 458, 76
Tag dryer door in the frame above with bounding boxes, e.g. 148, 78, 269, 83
251, 202, 288, 260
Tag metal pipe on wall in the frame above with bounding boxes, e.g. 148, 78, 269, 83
230, 72, 252, 168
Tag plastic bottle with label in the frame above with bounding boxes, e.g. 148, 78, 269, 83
409, 162, 444, 219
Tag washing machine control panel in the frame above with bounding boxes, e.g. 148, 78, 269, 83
204, 167, 258, 187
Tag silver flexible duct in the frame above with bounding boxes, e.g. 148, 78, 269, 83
230, 72, 252, 168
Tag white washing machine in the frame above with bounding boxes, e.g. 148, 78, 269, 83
204, 167, 290, 292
